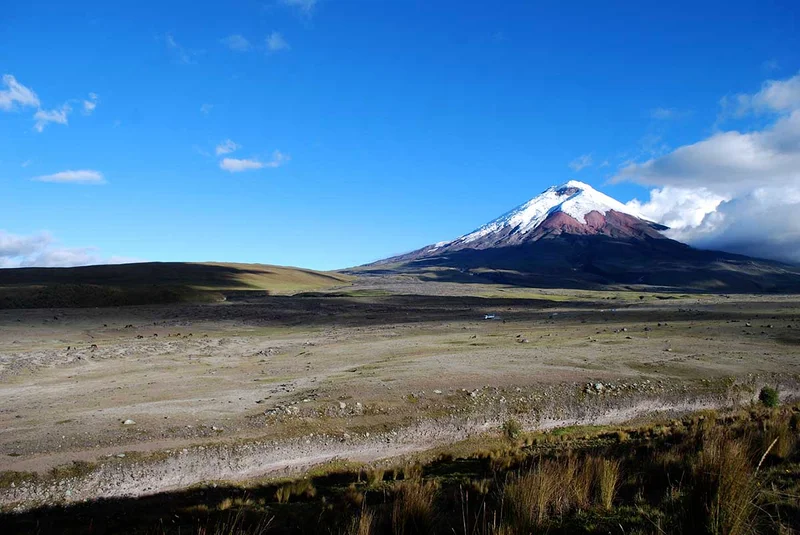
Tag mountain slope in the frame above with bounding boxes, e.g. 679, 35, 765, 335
362, 182, 800, 292
0, 262, 352, 308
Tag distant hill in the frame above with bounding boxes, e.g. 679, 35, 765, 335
357, 181, 800, 293
0, 262, 351, 308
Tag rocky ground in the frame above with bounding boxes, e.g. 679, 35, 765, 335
1, 281, 799, 510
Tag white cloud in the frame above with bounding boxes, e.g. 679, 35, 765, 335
280, 0, 317, 15
625, 187, 729, 240
266, 32, 290, 52
722, 71, 800, 117
200, 103, 213, 115
20, 159, 31, 168
83, 92, 98, 114
615, 111, 800, 193
220, 158, 265, 172
568, 154, 592, 172
0, 230, 52, 259
2, 74, 95, 132
33, 104, 71, 132
215, 139, 240, 155
221, 34, 251, 52
0, 74, 40, 110
616, 72, 800, 263
33, 169, 105, 184
219, 151, 289, 173
0, 230, 134, 268
265, 149, 290, 168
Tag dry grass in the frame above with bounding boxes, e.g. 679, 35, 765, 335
594, 457, 621, 511
693, 430, 757, 535
6, 404, 800, 535
365, 468, 385, 488
391, 479, 438, 535
347, 507, 375, 535
274, 479, 316, 504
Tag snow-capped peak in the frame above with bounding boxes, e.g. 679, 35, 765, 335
446, 181, 645, 246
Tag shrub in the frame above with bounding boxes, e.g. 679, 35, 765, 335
759, 386, 779, 408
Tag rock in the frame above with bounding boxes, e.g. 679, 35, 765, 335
122, 419, 136, 425
594, 383, 604, 392
339, 401, 347, 410
433, 389, 442, 394
116, 453, 126, 458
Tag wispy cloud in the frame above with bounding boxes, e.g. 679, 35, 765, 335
219, 151, 289, 173
2, 74, 96, 132
568, 154, 592, 172
165, 33, 196, 64
265, 150, 289, 168
649, 107, 691, 121
33, 104, 71, 132
200, 103, 213, 115
266, 32, 290, 52
719, 71, 800, 119
21, 159, 32, 168
0, 74, 40, 110
650, 107, 675, 120
215, 139, 240, 155
280, 0, 317, 15
762, 59, 780, 72
33, 169, 105, 184
221, 34, 251, 52
220, 158, 265, 172
83, 92, 98, 114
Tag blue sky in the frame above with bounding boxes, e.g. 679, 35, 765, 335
2, 0, 800, 269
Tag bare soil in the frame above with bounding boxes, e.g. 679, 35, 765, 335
1, 279, 799, 509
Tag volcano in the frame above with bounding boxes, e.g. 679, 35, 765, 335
363, 181, 800, 292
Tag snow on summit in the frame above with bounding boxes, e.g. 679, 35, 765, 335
452, 180, 645, 246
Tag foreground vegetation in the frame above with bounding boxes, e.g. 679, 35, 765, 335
4, 402, 799, 534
